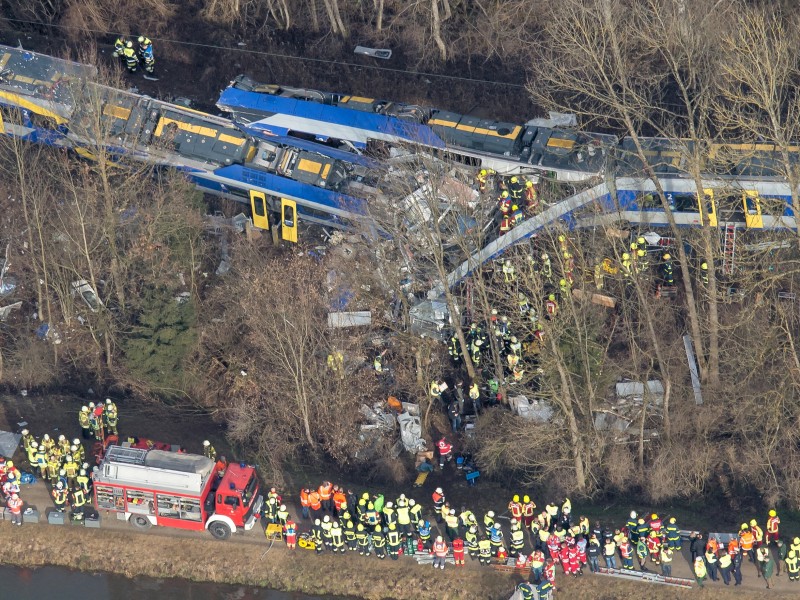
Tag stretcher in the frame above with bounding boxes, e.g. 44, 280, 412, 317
413, 471, 430, 487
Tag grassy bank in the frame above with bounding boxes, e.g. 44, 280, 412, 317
0, 523, 796, 600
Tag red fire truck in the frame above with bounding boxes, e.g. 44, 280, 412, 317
92, 444, 263, 540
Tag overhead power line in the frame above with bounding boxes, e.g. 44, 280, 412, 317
0, 16, 527, 89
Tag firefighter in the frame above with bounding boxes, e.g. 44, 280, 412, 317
32, 443, 47, 479
52, 481, 68, 511
330, 519, 344, 552
113, 36, 127, 61
63, 455, 79, 489
662, 253, 674, 285
444, 508, 459, 541
619, 535, 634, 569
46, 453, 60, 485
545, 294, 558, 318
20, 429, 35, 457
700, 261, 709, 284
343, 519, 357, 551
25, 438, 39, 469
71, 485, 86, 519
78, 406, 92, 439
502, 259, 516, 283
41, 433, 55, 454
277, 504, 289, 527
202, 440, 217, 461
540, 253, 552, 279
72, 439, 85, 464
510, 521, 525, 556
475, 168, 494, 193
465, 525, 479, 559
105, 399, 119, 435
509, 176, 524, 201
56, 435, 69, 457
320, 515, 333, 549
76, 469, 90, 496
447, 334, 462, 364
666, 517, 681, 549
356, 523, 369, 555
264, 497, 278, 524
499, 213, 513, 235
137, 36, 155, 74
484, 510, 496, 537
418, 519, 432, 549
387, 523, 401, 559
312, 519, 325, 554
91, 403, 105, 441
525, 180, 538, 214
369, 525, 384, 559
766, 509, 780, 544
122, 41, 139, 73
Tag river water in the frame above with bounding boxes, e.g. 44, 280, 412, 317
2, 565, 340, 600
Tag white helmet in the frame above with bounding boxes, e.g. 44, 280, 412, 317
436, 535, 443, 542
70, 446, 77, 452
386, 502, 393, 508
43, 434, 50, 441
58, 435, 66, 441
21, 429, 29, 436
81, 406, 89, 412
30, 441, 38, 448
66, 455, 73, 462
79, 469, 86, 476
488, 511, 495, 518
11, 493, 18, 499
323, 515, 330, 523
280, 504, 286, 511
435, 488, 443, 494
203, 440, 210, 446
409, 499, 416, 507
89, 402, 95, 409
73, 438, 80, 445
399, 494, 405, 500
106, 398, 112, 405
630, 511, 637, 519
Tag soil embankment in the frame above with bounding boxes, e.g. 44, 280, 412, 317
0, 522, 794, 600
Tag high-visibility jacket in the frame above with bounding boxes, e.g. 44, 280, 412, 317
432, 492, 445, 513
786, 555, 799, 574
72, 488, 86, 508
333, 491, 347, 510
604, 541, 616, 557
661, 548, 673, 564
318, 483, 333, 500
530, 550, 545, 568
508, 501, 523, 519
387, 530, 401, 547
7, 496, 22, 513
478, 539, 492, 556
511, 530, 525, 548
465, 530, 478, 548
52, 488, 67, 506
409, 504, 422, 525
739, 531, 754, 550
78, 411, 91, 428
384, 507, 397, 526
619, 542, 632, 558
372, 531, 385, 548
308, 492, 322, 511
299, 489, 310, 508
718, 553, 731, 569
445, 513, 459, 530
76, 474, 90, 494
694, 561, 707, 578
766, 516, 780, 534
433, 540, 448, 557
522, 502, 535, 517
330, 524, 343, 546
64, 461, 78, 478
666, 523, 680, 541
397, 505, 410, 525
752, 525, 763, 543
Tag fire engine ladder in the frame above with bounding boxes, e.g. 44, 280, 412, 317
721, 223, 737, 276
596, 567, 694, 589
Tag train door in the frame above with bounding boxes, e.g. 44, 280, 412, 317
742, 191, 763, 228
249, 190, 270, 230
699, 188, 717, 227
280, 198, 298, 243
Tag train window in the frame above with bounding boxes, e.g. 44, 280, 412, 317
745, 196, 758, 215
670, 193, 698, 212
637, 193, 662, 209
283, 204, 294, 227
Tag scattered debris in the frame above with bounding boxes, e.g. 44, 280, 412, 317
508, 395, 553, 422
327, 311, 372, 328
409, 300, 450, 340
0, 301, 21, 321
71, 279, 103, 312
354, 46, 392, 60
398, 411, 426, 452
615, 380, 664, 405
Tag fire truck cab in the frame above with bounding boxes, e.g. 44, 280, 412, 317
93, 444, 262, 540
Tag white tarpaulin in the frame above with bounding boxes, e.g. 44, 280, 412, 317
397, 412, 425, 452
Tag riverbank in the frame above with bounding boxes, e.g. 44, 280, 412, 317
0, 522, 795, 600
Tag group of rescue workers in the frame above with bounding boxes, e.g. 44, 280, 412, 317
112, 35, 156, 76
12, 400, 120, 520
475, 169, 540, 236
259, 480, 798, 597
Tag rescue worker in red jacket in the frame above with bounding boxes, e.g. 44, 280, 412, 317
452, 537, 465, 566
284, 519, 297, 549
437, 438, 452, 468
508, 495, 523, 522
568, 540, 581, 576
432, 536, 449, 570
766, 510, 780, 544
646, 530, 662, 565
522, 495, 536, 528
559, 542, 572, 574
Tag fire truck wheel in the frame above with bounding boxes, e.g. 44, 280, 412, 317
130, 515, 152, 530
209, 521, 232, 540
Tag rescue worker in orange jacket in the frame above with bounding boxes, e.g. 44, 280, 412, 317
318, 481, 333, 512
308, 489, 322, 519
299, 488, 311, 519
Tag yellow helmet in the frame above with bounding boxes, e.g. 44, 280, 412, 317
558, 235, 565, 242
741, 523, 749, 530
663, 253, 671, 260
501, 191, 509, 198
750, 519, 757, 526
513, 495, 520, 503
622, 253, 630, 260
479, 169, 487, 176
630, 242, 637, 250
523, 495, 530, 503
548, 294, 556, 301
769, 510, 776, 517
669, 517, 676, 524
637, 237, 645, 244
511, 176, 518, 183
560, 279, 567, 286
526, 181, 533, 188
651, 514, 658, 520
